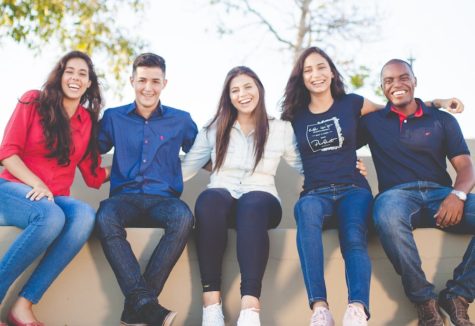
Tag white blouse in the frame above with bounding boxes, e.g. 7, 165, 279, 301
181, 118, 302, 200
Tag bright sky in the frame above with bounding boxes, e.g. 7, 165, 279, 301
1, 0, 474, 139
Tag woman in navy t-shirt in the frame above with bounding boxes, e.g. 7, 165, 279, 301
281, 46, 384, 326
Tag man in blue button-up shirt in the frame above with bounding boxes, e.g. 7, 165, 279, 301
96, 53, 198, 326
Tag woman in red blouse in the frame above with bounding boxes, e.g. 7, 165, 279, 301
0, 51, 108, 326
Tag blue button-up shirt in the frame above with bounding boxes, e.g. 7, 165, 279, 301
99, 102, 198, 197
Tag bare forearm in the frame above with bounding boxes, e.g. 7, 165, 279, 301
453, 165, 475, 194
1, 154, 45, 188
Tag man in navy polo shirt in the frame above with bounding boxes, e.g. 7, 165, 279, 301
95, 53, 198, 326
359, 59, 475, 326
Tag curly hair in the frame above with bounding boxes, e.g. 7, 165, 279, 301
36, 50, 102, 173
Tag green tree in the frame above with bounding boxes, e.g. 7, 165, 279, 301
209, 0, 380, 89
1, 0, 148, 90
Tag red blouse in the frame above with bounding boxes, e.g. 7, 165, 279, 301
0, 90, 106, 196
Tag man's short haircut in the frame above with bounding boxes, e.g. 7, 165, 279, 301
380, 58, 414, 81
132, 53, 166, 76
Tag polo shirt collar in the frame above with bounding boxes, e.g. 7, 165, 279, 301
384, 98, 430, 117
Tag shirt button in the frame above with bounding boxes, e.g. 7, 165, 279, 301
143, 159, 147, 163
144, 139, 149, 144
145, 121, 149, 124
403, 120, 407, 123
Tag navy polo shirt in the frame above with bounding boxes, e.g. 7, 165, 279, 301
292, 93, 370, 194
99, 102, 198, 197
359, 99, 470, 193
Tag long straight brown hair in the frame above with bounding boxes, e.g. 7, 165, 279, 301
207, 66, 269, 172
281, 46, 346, 121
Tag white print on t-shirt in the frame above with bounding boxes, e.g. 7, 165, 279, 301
306, 117, 344, 152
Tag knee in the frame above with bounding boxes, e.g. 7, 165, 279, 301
169, 200, 193, 234
68, 203, 96, 238
373, 193, 405, 233
34, 202, 66, 228
340, 226, 368, 253
30, 202, 66, 238
294, 197, 324, 228
95, 201, 121, 237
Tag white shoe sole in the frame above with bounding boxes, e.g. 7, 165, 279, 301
163, 311, 177, 326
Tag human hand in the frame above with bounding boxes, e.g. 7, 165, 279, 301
434, 193, 464, 228
26, 182, 54, 201
438, 98, 464, 113
356, 159, 367, 177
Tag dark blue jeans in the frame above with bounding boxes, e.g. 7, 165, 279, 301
95, 193, 193, 311
373, 181, 475, 303
294, 184, 373, 315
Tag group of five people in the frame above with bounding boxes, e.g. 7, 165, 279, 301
0, 48, 473, 326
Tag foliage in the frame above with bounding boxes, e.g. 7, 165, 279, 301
0, 0, 147, 92
209, 0, 380, 90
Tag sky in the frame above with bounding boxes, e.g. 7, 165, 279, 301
1, 0, 474, 139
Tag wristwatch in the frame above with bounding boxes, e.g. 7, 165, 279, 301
451, 189, 467, 201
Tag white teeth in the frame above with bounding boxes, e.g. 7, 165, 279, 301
240, 99, 252, 104
311, 80, 325, 85
393, 90, 406, 96
68, 84, 80, 90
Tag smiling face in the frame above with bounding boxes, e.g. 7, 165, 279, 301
381, 61, 417, 109
229, 73, 260, 118
61, 57, 91, 103
131, 66, 167, 114
302, 52, 334, 96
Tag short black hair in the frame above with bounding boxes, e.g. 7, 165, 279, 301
132, 53, 166, 76
380, 58, 414, 81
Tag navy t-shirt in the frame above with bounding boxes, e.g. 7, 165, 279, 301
292, 93, 370, 194
359, 99, 470, 193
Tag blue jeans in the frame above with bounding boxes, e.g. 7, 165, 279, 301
0, 179, 95, 304
373, 181, 475, 303
294, 184, 373, 315
95, 193, 193, 311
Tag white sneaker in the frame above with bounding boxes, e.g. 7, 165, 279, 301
342, 304, 368, 326
310, 306, 335, 326
202, 302, 225, 326
237, 308, 260, 326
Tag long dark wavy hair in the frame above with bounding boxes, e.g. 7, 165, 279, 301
207, 66, 269, 172
35, 51, 102, 173
281, 46, 346, 121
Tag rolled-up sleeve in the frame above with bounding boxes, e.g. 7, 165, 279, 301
0, 91, 37, 163
78, 152, 107, 189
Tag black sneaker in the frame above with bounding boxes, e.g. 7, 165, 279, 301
415, 299, 444, 326
439, 291, 475, 326
120, 304, 147, 326
138, 301, 177, 326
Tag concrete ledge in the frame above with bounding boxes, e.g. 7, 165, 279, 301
0, 227, 473, 325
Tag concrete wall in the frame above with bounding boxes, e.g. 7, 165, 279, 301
1, 147, 475, 325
